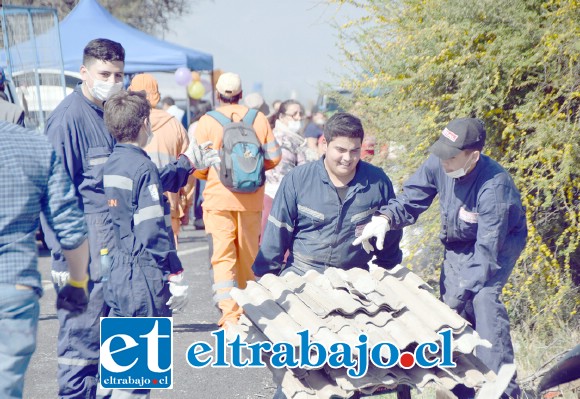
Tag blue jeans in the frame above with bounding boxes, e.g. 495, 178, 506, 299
0, 284, 40, 399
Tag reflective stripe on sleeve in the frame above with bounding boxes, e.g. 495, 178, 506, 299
213, 292, 232, 303
57, 357, 99, 367
103, 174, 133, 191
263, 140, 281, 160
133, 205, 164, 225
268, 214, 293, 233
89, 157, 108, 166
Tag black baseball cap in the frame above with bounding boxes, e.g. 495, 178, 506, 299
429, 118, 486, 160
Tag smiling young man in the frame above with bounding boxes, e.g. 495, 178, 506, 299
353, 117, 527, 399
253, 112, 403, 278
253, 111, 404, 399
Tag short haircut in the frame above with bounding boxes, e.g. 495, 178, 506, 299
83, 38, 125, 67
104, 90, 150, 143
161, 96, 175, 106
323, 112, 365, 143
218, 92, 242, 104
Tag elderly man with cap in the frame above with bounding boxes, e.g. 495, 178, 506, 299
192, 72, 281, 327
353, 118, 527, 399
129, 73, 195, 245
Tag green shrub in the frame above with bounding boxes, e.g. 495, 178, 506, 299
332, 0, 580, 330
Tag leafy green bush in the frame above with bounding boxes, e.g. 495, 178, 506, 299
332, 0, 579, 331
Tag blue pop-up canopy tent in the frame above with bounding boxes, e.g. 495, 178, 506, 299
0, 0, 212, 129
58, 0, 213, 73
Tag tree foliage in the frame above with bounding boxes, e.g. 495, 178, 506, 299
4, 0, 189, 35
332, 0, 579, 330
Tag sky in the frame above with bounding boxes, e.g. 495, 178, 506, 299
153, 0, 362, 111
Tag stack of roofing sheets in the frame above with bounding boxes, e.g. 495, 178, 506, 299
228, 265, 497, 399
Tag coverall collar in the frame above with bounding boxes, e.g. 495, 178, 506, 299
316, 156, 368, 194
74, 83, 104, 114
454, 154, 486, 184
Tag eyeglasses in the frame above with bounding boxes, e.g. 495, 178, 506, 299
284, 111, 302, 120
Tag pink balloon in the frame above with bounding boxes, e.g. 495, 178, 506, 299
174, 67, 192, 86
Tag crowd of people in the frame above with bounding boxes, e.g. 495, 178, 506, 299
0, 37, 527, 399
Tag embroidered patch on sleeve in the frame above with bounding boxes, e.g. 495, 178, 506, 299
148, 184, 160, 202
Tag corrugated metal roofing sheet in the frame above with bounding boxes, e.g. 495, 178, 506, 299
227, 265, 499, 399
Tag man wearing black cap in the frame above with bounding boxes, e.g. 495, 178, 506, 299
353, 118, 527, 398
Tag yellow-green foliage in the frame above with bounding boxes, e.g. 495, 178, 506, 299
331, 0, 580, 330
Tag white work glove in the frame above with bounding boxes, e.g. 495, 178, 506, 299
51, 270, 70, 289
352, 216, 391, 254
184, 138, 220, 170
166, 272, 189, 312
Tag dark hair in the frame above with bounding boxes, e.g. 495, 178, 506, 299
268, 99, 301, 127
218, 92, 242, 104
83, 38, 125, 67
161, 96, 175, 106
104, 90, 150, 143
323, 112, 365, 143
191, 100, 213, 124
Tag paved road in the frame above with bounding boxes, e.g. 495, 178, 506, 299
24, 225, 275, 399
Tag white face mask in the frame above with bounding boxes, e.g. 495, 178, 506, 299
445, 153, 474, 179
86, 69, 123, 102
287, 120, 302, 133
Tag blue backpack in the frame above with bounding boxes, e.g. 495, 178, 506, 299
207, 109, 265, 193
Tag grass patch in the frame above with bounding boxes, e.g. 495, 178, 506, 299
514, 320, 579, 398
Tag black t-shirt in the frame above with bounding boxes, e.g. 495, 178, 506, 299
335, 184, 349, 203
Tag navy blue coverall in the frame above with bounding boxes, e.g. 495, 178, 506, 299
380, 153, 527, 398
41, 85, 193, 399
103, 144, 184, 317
253, 158, 403, 276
